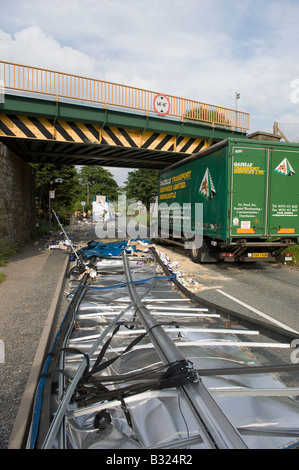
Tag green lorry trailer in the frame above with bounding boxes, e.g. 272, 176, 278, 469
157, 138, 299, 262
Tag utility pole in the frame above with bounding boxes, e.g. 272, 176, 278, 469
235, 92, 240, 112
235, 92, 240, 129
49, 183, 55, 225
49, 185, 52, 226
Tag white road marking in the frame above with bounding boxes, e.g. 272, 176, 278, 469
216, 289, 299, 335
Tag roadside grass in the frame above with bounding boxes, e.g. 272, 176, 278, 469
0, 222, 59, 284
0, 243, 20, 283
128, 212, 149, 227
31, 222, 59, 240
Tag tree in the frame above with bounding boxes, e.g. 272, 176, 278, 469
31, 163, 79, 214
76, 166, 119, 210
125, 169, 159, 210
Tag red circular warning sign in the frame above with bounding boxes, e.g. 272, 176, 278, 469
153, 93, 170, 115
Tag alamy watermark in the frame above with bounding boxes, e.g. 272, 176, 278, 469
290, 79, 299, 104
94, 195, 203, 250
291, 339, 299, 363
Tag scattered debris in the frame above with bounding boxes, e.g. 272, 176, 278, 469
36, 222, 211, 294
155, 249, 205, 293
77, 265, 97, 280
35, 227, 83, 253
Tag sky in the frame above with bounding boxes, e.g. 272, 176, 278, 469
1, 0, 299, 184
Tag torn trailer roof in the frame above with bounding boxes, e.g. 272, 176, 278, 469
27, 240, 299, 450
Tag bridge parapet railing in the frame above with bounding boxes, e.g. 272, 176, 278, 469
0, 61, 249, 130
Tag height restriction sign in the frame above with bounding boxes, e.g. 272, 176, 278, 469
153, 93, 170, 115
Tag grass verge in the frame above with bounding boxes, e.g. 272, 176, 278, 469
282, 243, 299, 265
0, 243, 20, 283
31, 222, 59, 240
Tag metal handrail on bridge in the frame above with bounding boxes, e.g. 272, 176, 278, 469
0, 60, 249, 130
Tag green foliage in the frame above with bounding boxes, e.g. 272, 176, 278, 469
0, 243, 20, 272
31, 163, 79, 214
282, 244, 299, 265
125, 169, 159, 210
184, 105, 231, 126
31, 163, 120, 216
76, 166, 119, 210
31, 222, 59, 240
0, 243, 26, 282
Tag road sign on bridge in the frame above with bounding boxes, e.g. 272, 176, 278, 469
153, 93, 171, 116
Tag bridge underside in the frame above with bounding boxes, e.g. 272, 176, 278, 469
0, 138, 203, 169
0, 115, 213, 169
0, 94, 246, 169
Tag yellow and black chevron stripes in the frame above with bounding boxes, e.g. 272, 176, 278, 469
0, 114, 101, 143
0, 114, 213, 154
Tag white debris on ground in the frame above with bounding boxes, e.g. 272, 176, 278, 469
34, 228, 84, 252
126, 240, 153, 255
125, 240, 205, 292
155, 249, 206, 293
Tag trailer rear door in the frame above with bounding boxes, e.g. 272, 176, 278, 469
269, 149, 299, 237
230, 145, 268, 238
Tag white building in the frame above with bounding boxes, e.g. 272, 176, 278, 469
92, 195, 111, 222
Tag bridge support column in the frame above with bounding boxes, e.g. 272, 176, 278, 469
0, 143, 36, 245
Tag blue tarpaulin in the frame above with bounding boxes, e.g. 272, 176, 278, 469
77, 239, 152, 259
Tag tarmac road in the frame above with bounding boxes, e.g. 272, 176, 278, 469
153, 242, 299, 332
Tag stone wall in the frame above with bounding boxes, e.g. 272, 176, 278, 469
0, 143, 36, 245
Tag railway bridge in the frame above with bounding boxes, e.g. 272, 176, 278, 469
0, 61, 249, 170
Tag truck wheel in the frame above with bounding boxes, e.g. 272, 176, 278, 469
189, 244, 202, 263
189, 239, 219, 263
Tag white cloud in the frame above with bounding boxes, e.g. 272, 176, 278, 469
0, 25, 98, 76
106, 167, 131, 186
1, 0, 299, 137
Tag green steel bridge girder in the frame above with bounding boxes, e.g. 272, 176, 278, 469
0, 94, 246, 142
